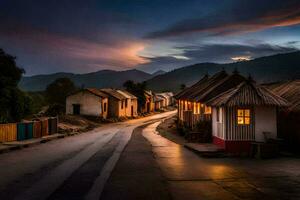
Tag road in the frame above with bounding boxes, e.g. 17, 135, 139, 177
0, 111, 176, 200
102, 122, 300, 200
142, 122, 300, 200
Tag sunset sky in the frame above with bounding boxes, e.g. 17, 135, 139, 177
0, 0, 300, 75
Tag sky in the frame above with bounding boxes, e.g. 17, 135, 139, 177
0, 0, 300, 75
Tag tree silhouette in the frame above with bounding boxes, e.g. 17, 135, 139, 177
123, 80, 147, 113
0, 48, 32, 123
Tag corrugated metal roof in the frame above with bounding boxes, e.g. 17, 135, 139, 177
186, 70, 228, 101
267, 80, 300, 111
207, 81, 289, 107
174, 74, 209, 99
195, 72, 246, 102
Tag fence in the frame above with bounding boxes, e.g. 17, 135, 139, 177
0, 123, 17, 142
0, 117, 58, 143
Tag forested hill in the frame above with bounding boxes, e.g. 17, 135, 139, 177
20, 69, 152, 91
146, 51, 300, 92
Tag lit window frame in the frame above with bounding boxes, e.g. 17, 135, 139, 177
237, 108, 251, 125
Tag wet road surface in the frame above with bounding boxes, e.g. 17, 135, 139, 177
142, 122, 300, 200
0, 111, 176, 200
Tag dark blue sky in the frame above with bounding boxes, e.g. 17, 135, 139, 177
0, 0, 299, 75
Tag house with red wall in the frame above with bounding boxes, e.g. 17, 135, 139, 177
206, 79, 288, 154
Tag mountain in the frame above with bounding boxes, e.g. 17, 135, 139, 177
152, 70, 166, 76
20, 69, 152, 91
146, 51, 300, 92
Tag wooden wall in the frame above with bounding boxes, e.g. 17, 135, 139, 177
224, 106, 255, 141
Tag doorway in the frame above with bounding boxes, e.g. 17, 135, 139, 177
73, 104, 80, 115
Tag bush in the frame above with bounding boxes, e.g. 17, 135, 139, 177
195, 120, 212, 141
45, 104, 65, 116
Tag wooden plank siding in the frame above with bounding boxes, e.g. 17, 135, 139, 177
0, 123, 17, 142
178, 99, 211, 128
225, 106, 255, 141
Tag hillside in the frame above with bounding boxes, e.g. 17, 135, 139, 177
20, 69, 152, 91
152, 70, 166, 76
146, 51, 300, 92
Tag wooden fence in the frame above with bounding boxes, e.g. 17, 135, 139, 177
0, 117, 58, 143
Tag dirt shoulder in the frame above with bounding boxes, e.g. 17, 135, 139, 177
156, 116, 186, 145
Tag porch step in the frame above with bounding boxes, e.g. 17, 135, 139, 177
184, 143, 226, 158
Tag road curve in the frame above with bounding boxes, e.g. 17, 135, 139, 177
0, 111, 176, 200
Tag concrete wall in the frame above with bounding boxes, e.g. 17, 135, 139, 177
124, 98, 138, 117
66, 91, 106, 117
107, 97, 121, 118
102, 98, 108, 119
254, 106, 277, 142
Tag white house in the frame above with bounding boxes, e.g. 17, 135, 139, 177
207, 80, 288, 153
66, 88, 108, 119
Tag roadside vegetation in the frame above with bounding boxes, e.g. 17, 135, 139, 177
0, 49, 33, 123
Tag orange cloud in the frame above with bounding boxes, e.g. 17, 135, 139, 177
0, 24, 149, 71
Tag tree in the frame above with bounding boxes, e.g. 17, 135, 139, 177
0, 48, 32, 123
180, 84, 186, 90
123, 80, 147, 113
45, 78, 77, 106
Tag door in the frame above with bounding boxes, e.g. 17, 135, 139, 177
131, 106, 134, 116
147, 102, 150, 113
73, 104, 80, 115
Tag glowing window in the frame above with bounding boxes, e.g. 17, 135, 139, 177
193, 102, 201, 114
237, 109, 250, 125
204, 106, 211, 114
193, 103, 197, 114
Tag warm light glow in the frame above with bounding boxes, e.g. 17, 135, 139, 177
237, 109, 251, 125
231, 56, 251, 62
204, 105, 211, 114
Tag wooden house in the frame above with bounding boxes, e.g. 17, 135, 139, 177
207, 80, 288, 153
175, 70, 246, 128
100, 88, 138, 118
66, 88, 108, 119
266, 80, 300, 151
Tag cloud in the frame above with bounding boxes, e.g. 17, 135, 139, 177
145, 0, 300, 39
0, 22, 148, 75
137, 43, 299, 72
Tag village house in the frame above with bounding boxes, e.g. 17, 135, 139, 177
266, 80, 300, 151
155, 92, 175, 108
206, 79, 288, 153
175, 70, 246, 128
141, 90, 155, 113
100, 88, 138, 118
154, 95, 164, 110
66, 88, 108, 119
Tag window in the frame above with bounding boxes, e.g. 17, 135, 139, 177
216, 107, 220, 122
125, 99, 128, 108
121, 101, 124, 109
193, 102, 201, 114
204, 106, 211, 114
104, 102, 107, 112
237, 109, 250, 125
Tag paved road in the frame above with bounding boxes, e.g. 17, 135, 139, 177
142, 122, 300, 200
0, 111, 176, 200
